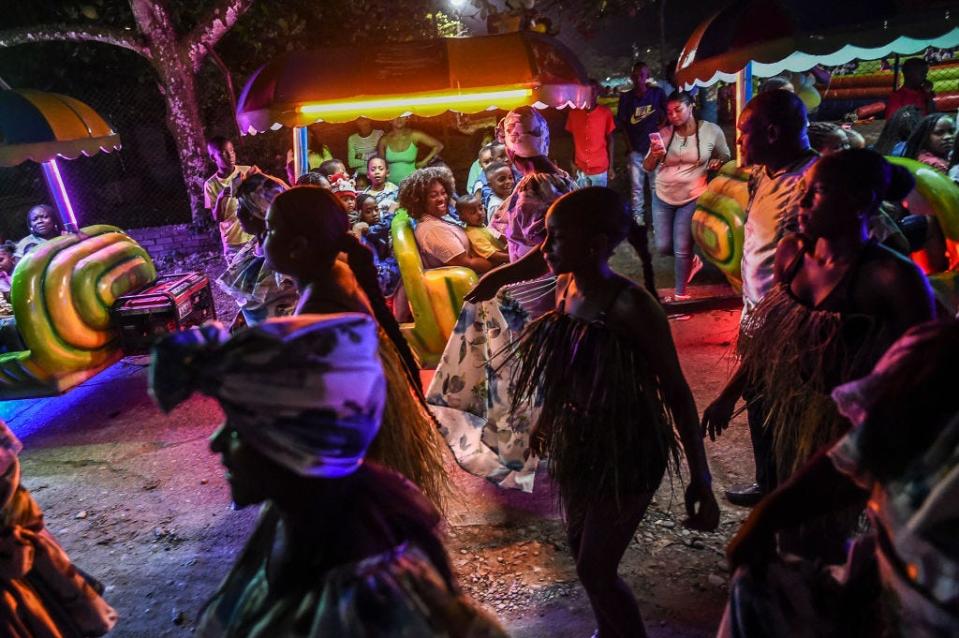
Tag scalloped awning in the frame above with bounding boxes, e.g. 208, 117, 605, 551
676, 0, 959, 89
0, 89, 121, 167
236, 32, 591, 133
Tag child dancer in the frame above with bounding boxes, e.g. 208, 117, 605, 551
507, 187, 719, 638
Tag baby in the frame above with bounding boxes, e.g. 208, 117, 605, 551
456, 195, 509, 266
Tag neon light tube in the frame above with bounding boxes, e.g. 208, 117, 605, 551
297, 88, 533, 115
41, 159, 79, 233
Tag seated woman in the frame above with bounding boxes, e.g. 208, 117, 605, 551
15, 205, 63, 260
399, 167, 493, 273
0, 419, 117, 636
217, 173, 297, 328
721, 319, 959, 638
149, 315, 506, 637
377, 116, 444, 185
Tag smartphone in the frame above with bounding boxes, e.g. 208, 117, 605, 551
649, 132, 664, 148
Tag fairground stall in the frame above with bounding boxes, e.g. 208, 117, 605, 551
236, 32, 590, 365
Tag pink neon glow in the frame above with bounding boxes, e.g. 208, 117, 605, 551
42, 159, 78, 231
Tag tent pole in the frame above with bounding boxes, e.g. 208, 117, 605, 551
40, 160, 79, 233
735, 62, 753, 165
293, 126, 310, 180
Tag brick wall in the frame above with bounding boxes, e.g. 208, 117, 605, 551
126, 224, 220, 260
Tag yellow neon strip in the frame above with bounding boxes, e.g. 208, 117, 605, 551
297, 87, 533, 115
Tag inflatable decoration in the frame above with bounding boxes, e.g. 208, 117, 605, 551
0, 226, 156, 399
887, 156, 959, 312
391, 211, 478, 367
691, 161, 751, 291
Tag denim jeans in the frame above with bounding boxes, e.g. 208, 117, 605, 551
652, 195, 698, 295
627, 151, 654, 225
575, 170, 608, 188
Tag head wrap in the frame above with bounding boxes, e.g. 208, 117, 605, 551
501, 107, 550, 159
149, 314, 385, 479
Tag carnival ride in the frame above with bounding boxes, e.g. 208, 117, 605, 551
236, 31, 591, 366
0, 89, 157, 399
676, 0, 959, 311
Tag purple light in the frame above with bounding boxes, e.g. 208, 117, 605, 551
41, 159, 79, 233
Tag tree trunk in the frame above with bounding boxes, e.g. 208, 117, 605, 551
130, 0, 210, 230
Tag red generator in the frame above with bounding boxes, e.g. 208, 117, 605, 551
112, 273, 216, 354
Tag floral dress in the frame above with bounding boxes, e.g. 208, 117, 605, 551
427, 169, 576, 492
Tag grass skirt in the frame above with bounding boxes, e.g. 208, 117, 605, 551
367, 331, 450, 509
504, 310, 679, 510
738, 285, 892, 480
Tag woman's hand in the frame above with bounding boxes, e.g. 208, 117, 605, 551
463, 270, 503, 303
707, 158, 724, 172
701, 390, 739, 441
683, 479, 720, 532
648, 138, 667, 161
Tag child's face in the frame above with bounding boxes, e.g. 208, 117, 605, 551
360, 199, 379, 224
208, 141, 236, 174
488, 167, 515, 198
330, 161, 347, 176
459, 204, 485, 227
29, 207, 57, 238
491, 145, 508, 165
478, 149, 494, 170
357, 117, 373, 136
367, 158, 388, 187
337, 193, 357, 212
0, 250, 14, 274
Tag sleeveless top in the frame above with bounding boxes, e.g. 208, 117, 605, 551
384, 141, 418, 184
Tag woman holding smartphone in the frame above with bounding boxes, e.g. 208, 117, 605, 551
644, 91, 730, 301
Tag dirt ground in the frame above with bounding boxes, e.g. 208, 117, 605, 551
1, 247, 755, 637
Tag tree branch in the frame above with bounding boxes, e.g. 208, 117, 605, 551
206, 45, 240, 136
185, 0, 256, 73
0, 24, 151, 59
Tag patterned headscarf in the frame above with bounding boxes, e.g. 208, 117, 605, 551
501, 106, 550, 159
149, 314, 385, 479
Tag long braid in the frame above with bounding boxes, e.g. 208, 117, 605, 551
340, 234, 423, 390
628, 220, 658, 300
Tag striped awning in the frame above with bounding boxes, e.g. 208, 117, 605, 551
236, 32, 591, 133
676, 0, 959, 88
0, 89, 121, 167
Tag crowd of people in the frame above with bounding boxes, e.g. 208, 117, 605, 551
4, 56, 959, 638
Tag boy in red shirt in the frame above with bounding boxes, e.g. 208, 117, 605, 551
885, 58, 935, 120
565, 80, 617, 187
